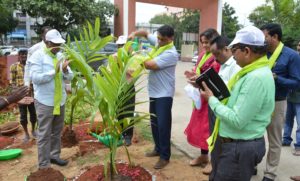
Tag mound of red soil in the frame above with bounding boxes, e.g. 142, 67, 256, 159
0, 136, 14, 149
27, 168, 65, 181
77, 163, 152, 181
61, 127, 78, 148
74, 122, 104, 141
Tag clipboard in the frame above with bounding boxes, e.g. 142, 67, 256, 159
196, 67, 230, 100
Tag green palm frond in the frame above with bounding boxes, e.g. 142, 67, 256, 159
64, 17, 150, 178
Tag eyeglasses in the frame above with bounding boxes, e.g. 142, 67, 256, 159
231, 46, 241, 54
231, 45, 246, 53
157, 35, 167, 42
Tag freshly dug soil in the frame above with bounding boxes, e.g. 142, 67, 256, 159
61, 127, 78, 148
27, 168, 65, 181
76, 163, 152, 181
78, 141, 105, 156
0, 136, 14, 149
74, 122, 104, 141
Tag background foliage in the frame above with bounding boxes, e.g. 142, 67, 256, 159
11, 0, 116, 37
149, 3, 240, 48
249, 0, 300, 48
0, 0, 18, 45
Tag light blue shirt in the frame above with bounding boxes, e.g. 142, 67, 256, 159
28, 48, 73, 106
147, 34, 179, 98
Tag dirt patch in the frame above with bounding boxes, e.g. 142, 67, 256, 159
0, 126, 208, 181
73, 122, 104, 142
76, 163, 152, 181
0, 136, 14, 149
27, 168, 65, 181
61, 127, 79, 148
78, 141, 105, 156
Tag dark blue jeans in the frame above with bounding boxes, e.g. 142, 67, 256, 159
283, 101, 300, 149
215, 138, 265, 181
150, 97, 173, 160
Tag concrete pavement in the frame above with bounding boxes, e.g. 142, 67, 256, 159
136, 61, 299, 181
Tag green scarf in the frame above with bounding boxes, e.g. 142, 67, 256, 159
207, 55, 270, 152
196, 52, 213, 75
268, 42, 284, 68
149, 42, 174, 57
129, 42, 174, 77
45, 48, 63, 115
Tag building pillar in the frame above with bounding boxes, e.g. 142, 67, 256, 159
114, 0, 136, 37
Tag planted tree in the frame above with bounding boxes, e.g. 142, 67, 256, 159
63, 18, 150, 180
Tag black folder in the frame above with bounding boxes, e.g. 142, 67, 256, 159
196, 67, 230, 100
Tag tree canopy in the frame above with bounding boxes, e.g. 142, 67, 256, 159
149, 3, 240, 43
249, 0, 300, 47
12, 0, 115, 36
222, 2, 241, 40
0, 1, 18, 44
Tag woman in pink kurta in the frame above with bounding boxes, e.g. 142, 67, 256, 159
184, 28, 220, 168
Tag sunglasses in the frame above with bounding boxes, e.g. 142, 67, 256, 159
157, 35, 167, 41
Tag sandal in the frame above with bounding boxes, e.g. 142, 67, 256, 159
189, 155, 208, 167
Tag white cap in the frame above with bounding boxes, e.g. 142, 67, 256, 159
229, 26, 265, 48
45, 29, 65, 44
116, 35, 127, 45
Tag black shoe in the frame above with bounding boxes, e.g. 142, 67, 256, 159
282, 141, 291, 146
262, 177, 274, 181
50, 158, 68, 166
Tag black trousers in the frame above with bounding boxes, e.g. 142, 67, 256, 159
150, 97, 173, 160
19, 102, 37, 126
214, 138, 265, 181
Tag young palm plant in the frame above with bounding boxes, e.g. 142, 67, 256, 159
63, 18, 150, 180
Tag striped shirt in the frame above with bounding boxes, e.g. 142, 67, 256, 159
10, 62, 24, 87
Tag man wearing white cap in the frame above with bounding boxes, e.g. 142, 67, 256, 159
201, 26, 275, 181
28, 29, 73, 169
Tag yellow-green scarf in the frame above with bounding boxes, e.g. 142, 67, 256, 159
129, 42, 174, 77
268, 42, 284, 68
45, 48, 62, 115
207, 55, 270, 152
196, 52, 213, 75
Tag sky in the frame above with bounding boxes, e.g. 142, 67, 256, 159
133, 0, 266, 26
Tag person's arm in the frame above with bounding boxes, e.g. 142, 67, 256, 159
30, 52, 56, 85
0, 86, 29, 110
202, 77, 267, 130
128, 29, 149, 40
275, 54, 300, 89
144, 50, 178, 71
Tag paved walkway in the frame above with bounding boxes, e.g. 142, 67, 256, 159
136, 61, 299, 181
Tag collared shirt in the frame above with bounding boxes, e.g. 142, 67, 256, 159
147, 34, 179, 98
209, 66, 275, 139
219, 56, 241, 84
268, 46, 300, 98
24, 41, 46, 86
10, 62, 24, 87
28, 48, 73, 106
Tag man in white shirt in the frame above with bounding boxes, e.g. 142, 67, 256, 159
24, 26, 51, 86
206, 35, 240, 180
29, 29, 73, 169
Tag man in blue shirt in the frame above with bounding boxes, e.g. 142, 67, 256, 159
261, 23, 300, 181
29, 29, 73, 169
129, 25, 179, 169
